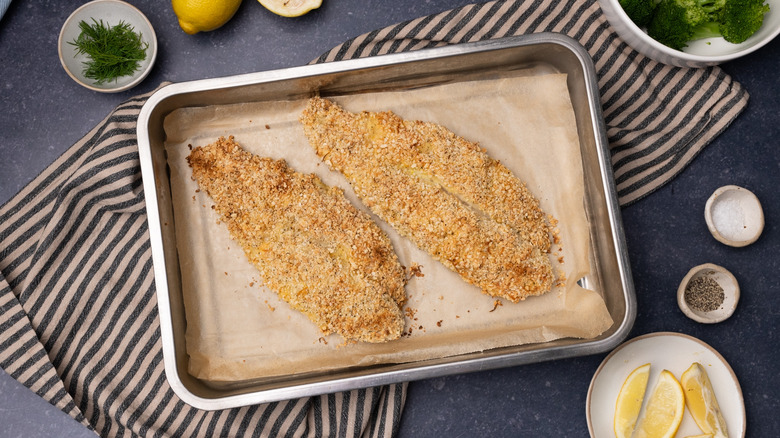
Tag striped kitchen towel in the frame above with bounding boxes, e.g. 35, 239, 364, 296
0, 88, 406, 437
0, 0, 746, 437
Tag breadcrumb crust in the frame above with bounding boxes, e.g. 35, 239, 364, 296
300, 97, 554, 302
187, 136, 406, 343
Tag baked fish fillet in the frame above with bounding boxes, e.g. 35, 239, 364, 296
187, 136, 406, 343
300, 97, 554, 302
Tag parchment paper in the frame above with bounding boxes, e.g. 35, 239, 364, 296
164, 73, 614, 382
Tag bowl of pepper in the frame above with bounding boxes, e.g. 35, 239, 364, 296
58, 0, 157, 93
677, 263, 739, 324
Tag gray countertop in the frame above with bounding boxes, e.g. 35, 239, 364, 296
1, 0, 778, 436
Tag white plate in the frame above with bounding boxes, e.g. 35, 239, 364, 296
58, 0, 157, 93
587, 332, 745, 437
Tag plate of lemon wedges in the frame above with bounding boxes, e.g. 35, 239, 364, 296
587, 332, 745, 438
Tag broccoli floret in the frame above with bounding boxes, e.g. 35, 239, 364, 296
719, 0, 771, 43
698, 0, 726, 17
690, 21, 722, 40
639, 0, 769, 50
619, 0, 657, 28
647, 0, 711, 50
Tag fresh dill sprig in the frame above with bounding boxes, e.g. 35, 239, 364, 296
69, 18, 149, 85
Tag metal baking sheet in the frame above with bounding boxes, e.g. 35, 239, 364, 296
137, 32, 636, 410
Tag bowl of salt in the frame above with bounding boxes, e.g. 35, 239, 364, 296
678, 263, 739, 324
704, 185, 764, 247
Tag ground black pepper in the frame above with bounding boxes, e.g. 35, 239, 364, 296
685, 276, 725, 312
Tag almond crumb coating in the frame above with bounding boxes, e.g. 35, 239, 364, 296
187, 136, 406, 343
300, 97, 554, 302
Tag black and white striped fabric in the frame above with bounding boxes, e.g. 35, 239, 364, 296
0, 0, 747, 437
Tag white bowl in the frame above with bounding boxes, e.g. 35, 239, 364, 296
677, 263, 739, 323
58, 0, 157, 93
587, 332, 746, 438
705, 185, 764, 247
599, 0, 780, 67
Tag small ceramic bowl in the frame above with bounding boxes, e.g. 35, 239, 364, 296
678, 263, 739, 324
58, 0, 157, 93
598, 0, 780, 67
704, 185, 764, 247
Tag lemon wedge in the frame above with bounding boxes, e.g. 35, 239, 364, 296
172, 0, 243, 35
258, 0, 322, 17
681, 362, 729, 438
631, 369, 685, 438
614, 363, 651, 438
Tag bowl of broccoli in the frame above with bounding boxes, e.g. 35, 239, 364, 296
599, 0, 779, 67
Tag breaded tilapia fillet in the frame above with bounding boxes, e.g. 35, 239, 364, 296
187, 136, 406, 343
300, 97, 554, 302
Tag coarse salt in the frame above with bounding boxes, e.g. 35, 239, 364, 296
711, 197, 745, 240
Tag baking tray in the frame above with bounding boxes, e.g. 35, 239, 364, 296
137, 32, 636, 410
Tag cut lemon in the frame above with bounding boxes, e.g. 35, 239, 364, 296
258, 0, 322, 17
681, 362, 729, 438
614, 363, 650, 438
632, 369, 685, 438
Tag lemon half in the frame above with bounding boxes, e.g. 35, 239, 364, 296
258, 0, 322, 17
172, 0, 243, 35
681, 362, 729, 438
614, 363, 651, 438
632, 369, 685, 438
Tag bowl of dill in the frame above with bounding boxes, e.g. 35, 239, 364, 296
58, 0, 157, 93
599, 0, 780, 67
